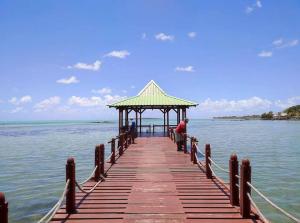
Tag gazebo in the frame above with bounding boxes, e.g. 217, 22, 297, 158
108, 80, 198, 134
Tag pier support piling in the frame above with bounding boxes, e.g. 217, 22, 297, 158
0, 192, 8, 223
229, 154, 239, 206
66, 157, 76, 214
205, 144, 212, 179
240, 159, 251, 218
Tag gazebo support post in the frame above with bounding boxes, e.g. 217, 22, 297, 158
139, 109, 142, 135
125, 109, 128, 130
167, 109, 170, 135
163, 109, 166, 134
119, 109, 123, 134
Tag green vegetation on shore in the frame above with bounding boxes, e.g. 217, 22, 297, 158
214, 105, 300, 120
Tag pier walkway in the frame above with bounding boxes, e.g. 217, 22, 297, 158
50, 136, 262, 223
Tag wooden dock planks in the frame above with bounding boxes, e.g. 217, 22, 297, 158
51, 137, 263, 223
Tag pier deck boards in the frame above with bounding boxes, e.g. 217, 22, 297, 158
51, 137, 263, 223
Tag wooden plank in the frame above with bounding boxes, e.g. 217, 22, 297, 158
51, 136, 264, 223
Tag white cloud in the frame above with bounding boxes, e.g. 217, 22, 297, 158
105, 50, 130, 59
275, 39, 299, 49
68, 94, 126, 107
246, 0, 262, 14
155, 33, 174, 41
175, 66, 195, 72
68, 60, 102, 71
68, 96, 103, 107
246, 6, 254, 14
91, 87, 112, 95
188, 32, 197, 39
256, 0, 262, 8
258, 50, 272, 57
274, 96, 300, 109
10, 107, 23, 114
131, 85, 135, 89
34, 96, 61, 112
56, 76, 79, 84
122, 90, 127, 94
141, 33, 147, 40
9, 95, 32, 105
272, 38, 283, 46
199, 97, 272, 112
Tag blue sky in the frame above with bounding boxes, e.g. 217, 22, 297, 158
0, 0, 299, 120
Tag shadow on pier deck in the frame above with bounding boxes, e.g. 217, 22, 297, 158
50, 136, 263, 223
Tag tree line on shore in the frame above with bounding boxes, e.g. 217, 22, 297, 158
214, 105, 300, 120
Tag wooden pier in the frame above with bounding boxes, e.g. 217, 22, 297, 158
49, 134, 263, 223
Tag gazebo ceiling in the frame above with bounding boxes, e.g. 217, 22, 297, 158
108, 80, 198, 108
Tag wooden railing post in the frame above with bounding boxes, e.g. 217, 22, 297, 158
190, 137, 194, 162
124, 132, 128, 149
240, 159, 251, 218
229, 153, 239, 206
95, 145, 101, 181
205, 144, 212, 179
183, 134, 188, 154
193, 143, 197, 164
173, 130, 176, 143
0, 192, 8, 223
99, 144, 105, 176
119, 134, 124, 156
66, 157, 76, 214
111, 138, 116, 164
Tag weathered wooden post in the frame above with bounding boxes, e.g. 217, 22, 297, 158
193, 143, 197, 164
119, 134, 124, 156
95, 145, 101, 181
99, 144, 105, 176
111, 138, 116, 164
205, 144, 212, 179
0, 192, 8, 223
66, 157, 76, 214
183, 134, 188, 154
240, 159, 251, 218
124, 132, 128, 149
229, 153, 239, 206
190, 137, 194, 162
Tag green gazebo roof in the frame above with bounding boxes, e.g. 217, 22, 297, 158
108, 80, 198, 108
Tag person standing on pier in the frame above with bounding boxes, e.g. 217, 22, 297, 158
175, 118, 189, 151
130, 118, 136, 143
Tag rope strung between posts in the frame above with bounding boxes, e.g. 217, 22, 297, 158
247, 182, 300, 222
105, 153, 113, 163
247, 193, 270, 223
208, 164, 229, 184
208, 157, 229, 173
195, 144, 205, 157
37, 179, 70, 223
75, 178, 103, 194
79, 166, 98, 185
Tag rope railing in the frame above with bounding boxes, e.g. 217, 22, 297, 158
247, 193, 270, 223
75, 178, 103, 194
208, 157, 229, 173
37, 179, 70, 223
247, 182, 300, 223
79, 166, 98, 185
194, 144, 205, 157
105, 153, 113, 163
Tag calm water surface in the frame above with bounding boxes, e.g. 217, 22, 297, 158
0, 119, 299, 223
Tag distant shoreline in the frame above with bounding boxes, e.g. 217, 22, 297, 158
213, 116, 300, 120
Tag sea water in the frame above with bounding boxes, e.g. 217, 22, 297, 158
0, 119, 299, 222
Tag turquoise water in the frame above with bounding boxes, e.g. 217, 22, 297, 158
0, 119, 299, 222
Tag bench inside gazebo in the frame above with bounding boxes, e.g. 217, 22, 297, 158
108, 80, 198, 135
